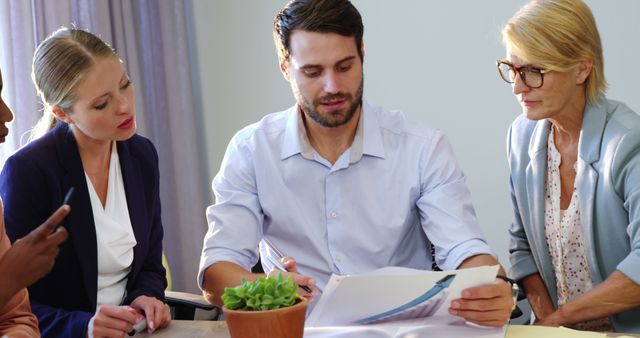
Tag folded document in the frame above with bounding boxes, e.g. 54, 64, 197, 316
307, 265, 500, 327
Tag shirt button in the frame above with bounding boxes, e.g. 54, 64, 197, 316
329, 211, 337, 218
336, 255, 342, 262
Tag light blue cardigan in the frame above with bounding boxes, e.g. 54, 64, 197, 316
507, 98, 640, 332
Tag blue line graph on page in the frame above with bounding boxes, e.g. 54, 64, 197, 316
353, 274, 456, 325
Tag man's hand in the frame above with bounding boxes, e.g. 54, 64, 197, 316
0, 205, 69, 296
130, 295, 171, 334
448, 278, 513, 327
267, 255, 318, 300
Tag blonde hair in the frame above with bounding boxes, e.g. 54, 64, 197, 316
502, 0, 607, 104
31, 27, 117, 139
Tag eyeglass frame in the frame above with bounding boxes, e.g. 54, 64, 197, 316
496, 59, 550, 89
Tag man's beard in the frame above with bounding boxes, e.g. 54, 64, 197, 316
297, 77, 364, 128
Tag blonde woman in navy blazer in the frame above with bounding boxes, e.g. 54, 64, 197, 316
499, 0, 640, 333
0, 28, 170, 337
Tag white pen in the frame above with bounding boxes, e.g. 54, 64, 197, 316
263, 238, 313, 293
128, 318, 147, 336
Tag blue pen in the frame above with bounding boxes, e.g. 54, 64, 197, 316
263, 238, 313, 294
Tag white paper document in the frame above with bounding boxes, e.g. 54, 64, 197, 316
304, 265, 506, 338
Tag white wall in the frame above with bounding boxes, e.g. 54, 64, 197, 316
191, 0, 640, 269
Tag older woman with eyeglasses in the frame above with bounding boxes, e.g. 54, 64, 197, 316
498, 0, 640, 333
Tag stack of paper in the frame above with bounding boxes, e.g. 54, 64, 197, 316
305, 265, 505, 338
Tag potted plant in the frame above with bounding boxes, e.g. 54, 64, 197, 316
221, 273, 308, 338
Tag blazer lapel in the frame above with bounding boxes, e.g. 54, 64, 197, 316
54, 123, 98, 306
525, 119, 559, 302
117, 141, 147, 280
576, 102, 606, 284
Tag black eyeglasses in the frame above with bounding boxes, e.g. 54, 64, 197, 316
496, 60, 549, 89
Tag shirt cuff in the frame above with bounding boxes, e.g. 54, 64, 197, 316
440, 238, 493, 271
616, 251, 640, 284
197, 248, 255, 290
509, 252, 539, 281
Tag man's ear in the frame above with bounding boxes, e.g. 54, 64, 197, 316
52, 106, 73, 125
280, 59, 291, 81
576, 59, 593, 85
360, 40, 365, 62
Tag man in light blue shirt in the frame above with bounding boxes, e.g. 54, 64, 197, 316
198, 0, 513, 327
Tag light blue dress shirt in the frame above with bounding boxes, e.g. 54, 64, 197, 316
198, 100, 492, 291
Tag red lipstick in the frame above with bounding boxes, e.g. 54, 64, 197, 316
118, 117, 134, 129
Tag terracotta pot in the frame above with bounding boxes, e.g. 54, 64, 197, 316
223, 297, 307, 338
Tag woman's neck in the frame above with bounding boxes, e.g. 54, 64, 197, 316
71, 126, 112, 174
548, 96, 587, 149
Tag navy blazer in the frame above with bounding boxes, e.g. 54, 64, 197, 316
0, 123, 166, 337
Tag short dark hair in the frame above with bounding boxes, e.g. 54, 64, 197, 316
273, 0, 364, 62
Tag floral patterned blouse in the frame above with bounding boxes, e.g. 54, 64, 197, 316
544, 129, 612, 331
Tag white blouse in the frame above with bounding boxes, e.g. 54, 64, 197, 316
544, 129, 611, 331
85, 142, 137, 308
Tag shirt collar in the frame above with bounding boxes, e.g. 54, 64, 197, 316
360, 100, 386, 160
280, 99, 386, 162
281, 105, 303, 160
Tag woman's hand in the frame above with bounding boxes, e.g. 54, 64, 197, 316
87, 305, 141, 338
520, 273, 555, 322
130, 295, 171, 334
535, 310, 565, 326
0, 205, 69, 298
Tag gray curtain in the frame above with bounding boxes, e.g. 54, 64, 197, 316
0, 0, 209, 293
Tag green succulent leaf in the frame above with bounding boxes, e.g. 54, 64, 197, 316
222, 273, 301, 311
